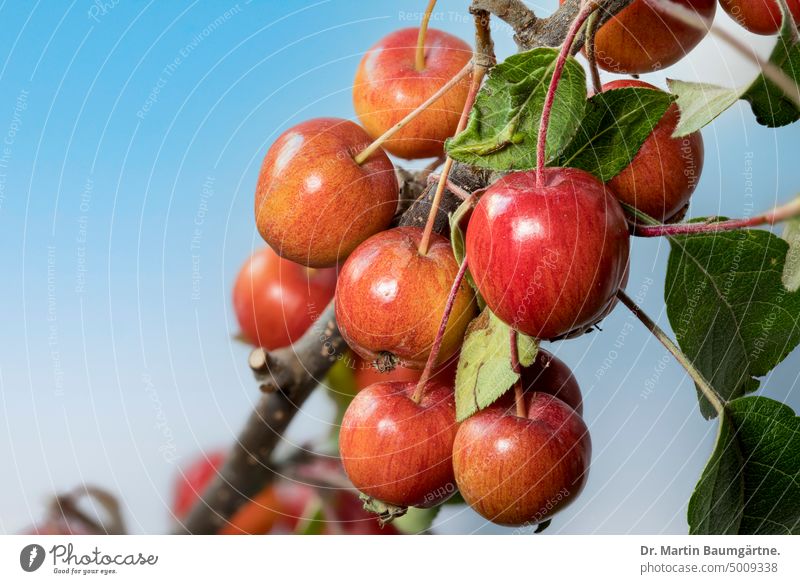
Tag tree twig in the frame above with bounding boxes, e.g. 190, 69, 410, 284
470, 0, 636, 51
632, 196, 800, 237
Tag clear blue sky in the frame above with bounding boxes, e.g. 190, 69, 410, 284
0, 0, 798, 535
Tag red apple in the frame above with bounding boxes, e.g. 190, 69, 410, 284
353, 354, 422, 388
564, 0, 716, 74
720, 0, 800, 35
335, 226, 476, 369
353, 28, 472, 159
453, 392, 591, 526
255, 117, 398, 268
351, 353, 458, 390
603, 79, 704, 222
173, 451, 225, 520
219, 485, 282, 535
232, 246, 337, 349
522, 349, 583, 416
339, 380, 458, 508
465, 168, 630, 340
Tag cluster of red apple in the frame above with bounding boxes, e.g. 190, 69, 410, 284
231, 0, 796, 530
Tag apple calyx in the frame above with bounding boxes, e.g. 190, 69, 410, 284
359, 493, 408, 527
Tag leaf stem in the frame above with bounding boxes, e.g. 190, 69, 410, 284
510, 329, 526, 418
353, 61, 473, 166
416, 0, 438, 71
412, 256, 471, 403
536, 0, 599, 187
645, 0, 800, 109
418, 64, 485, 255
617, 290, 726, 416
631, 197, 800, 237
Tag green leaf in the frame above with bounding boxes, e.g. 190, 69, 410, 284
665, 228, 800, 418
667, 9, 800, 136
455, 310, 538, 422
449, 199, 484, 308
687, 412, 743, 534
294, 499, 326, 535
446, 48, 586, 171
689, 397, 800, 534
394, 506, 441, 534
449, 198, 471, 268
667, 80, 742, 138
782, 218, 800, 292
324, 357, 359, 431
743, 16, 800, 128
555, 86, 674, 181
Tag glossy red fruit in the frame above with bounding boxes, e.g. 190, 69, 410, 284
720, 0, 800, 35
336, 226, 476, 369
562, 0, 716, 74
255, 117, 398, 268
353, 28, 472, 159
603, 80, 704, 222
173, 451, 225, 520
353, 354, 422, 388
466, 168, 630, 340
453, 392, 591, 526
232, 246, 338, 349
221, 480, 399, 535
339, 381, 458, 508
351, 353, 458, 390
522, 349, 583, 416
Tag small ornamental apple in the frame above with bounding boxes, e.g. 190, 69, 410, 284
353, 28, 472, 159
220, 464, 399, 535
339, 380, 458, 508
561, 0, 716, 74
335, 226, 476, 369
720, 0, 800, 35
603, 80, 705, 223
352, 353, 457, 390
232, 246, 338, 349
453, 392, 591, 526
522, 349, 583, 416
173, 451, 225, 520
466, 168, 630, 340
255, 117, 398, 268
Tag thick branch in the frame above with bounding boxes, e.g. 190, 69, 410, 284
471, 0, 635, 50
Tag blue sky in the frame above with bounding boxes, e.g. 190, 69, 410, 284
0, 0, 798, 535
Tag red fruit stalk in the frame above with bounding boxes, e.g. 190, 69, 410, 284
413, 256, 471, 402
418, 64, 485, 256
415, 0, 438, 71
537, 0, 599, 187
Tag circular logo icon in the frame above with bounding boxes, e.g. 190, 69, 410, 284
20, 544, 46, 572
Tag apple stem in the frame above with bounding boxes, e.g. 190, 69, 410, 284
627, 197, 800, 237
353, 61, 473, 166
510, 330, 526, 418
418, 64, 486, 255
412, 256, 471, 403
585, 11, 602, 95
535, 0, 599, 187
426, 173, 474, 201
645, 0, 800, 109
617, 290, 726, 417
416, 0, 438, 71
